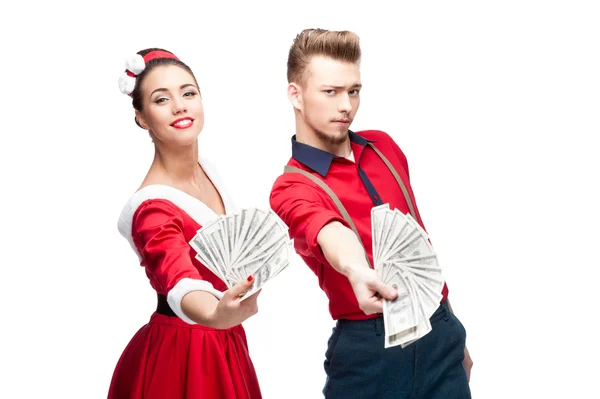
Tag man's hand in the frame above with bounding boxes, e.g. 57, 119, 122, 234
464, 346, 473, 382
316, 221, 397, 314
346, 265, 398, 315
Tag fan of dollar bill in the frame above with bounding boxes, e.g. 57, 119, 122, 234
371, 204, 446, 348
189, 207, 293, 301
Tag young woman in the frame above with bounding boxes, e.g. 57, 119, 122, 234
108, 48, 262, 399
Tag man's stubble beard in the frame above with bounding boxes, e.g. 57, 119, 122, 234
313, 125, 349, 145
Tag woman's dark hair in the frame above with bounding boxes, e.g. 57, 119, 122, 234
131, 48, 198, 112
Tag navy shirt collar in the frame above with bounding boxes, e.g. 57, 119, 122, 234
291, 131, 374, 177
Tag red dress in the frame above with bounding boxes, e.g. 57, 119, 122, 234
107, 180, 262, 399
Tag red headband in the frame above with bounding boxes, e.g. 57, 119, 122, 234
143, 50, 180, 64
119, 50, 181, 95
125, 50, 180, 78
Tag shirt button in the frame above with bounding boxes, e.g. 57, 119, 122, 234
373, 195, 379, 200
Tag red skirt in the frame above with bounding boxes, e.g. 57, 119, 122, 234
108, 313, 262, 399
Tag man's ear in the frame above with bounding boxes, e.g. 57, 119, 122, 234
135, 110, 149, 130
288, 82, 303, 111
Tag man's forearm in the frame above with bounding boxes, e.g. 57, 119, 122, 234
317, 221, 370, 277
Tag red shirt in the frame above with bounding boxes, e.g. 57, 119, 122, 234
269, 130, 449, 321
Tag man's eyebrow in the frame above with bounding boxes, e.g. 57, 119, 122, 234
319, 84, 362, 89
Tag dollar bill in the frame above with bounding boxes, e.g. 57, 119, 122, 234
370, 203, 446, 348
189, 207, 292, 298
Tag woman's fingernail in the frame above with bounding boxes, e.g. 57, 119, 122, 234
247, 275, 253, 282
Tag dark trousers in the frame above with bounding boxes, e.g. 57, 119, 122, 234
323, 301, 471, 399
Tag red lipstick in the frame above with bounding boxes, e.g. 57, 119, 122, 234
170, 117, 194, 129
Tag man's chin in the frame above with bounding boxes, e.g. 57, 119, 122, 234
316, 128, 349, 145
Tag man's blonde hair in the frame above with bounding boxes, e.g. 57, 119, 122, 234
287, 28, 361, 85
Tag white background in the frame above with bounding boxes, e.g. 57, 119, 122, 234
1, 1, 599, 398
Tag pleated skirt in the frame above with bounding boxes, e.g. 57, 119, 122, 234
107, 313, 262, 399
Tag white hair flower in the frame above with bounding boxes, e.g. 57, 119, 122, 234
118, 54, 146, 95
125, 54, 145, 75
118, 73, 136, 95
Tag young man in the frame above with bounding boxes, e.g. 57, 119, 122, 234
269, 29, 473, 399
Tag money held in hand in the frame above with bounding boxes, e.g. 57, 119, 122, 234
189, 208, 293, 301
371, 204, 445, 348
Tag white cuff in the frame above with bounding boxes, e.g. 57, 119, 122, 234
166, 278, 224, 325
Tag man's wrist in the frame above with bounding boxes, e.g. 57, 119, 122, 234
342, 261, 369, 281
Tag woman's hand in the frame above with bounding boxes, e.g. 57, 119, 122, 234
209, 275, 261, 329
